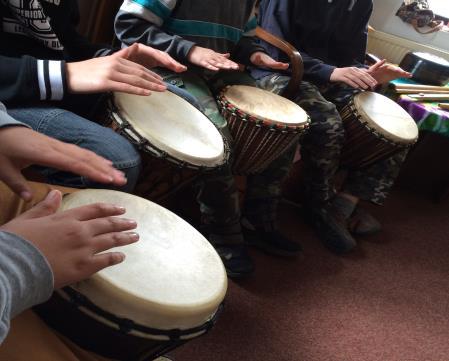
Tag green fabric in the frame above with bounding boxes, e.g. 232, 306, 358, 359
164, 19, 244, 43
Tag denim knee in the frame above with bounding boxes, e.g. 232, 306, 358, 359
8, 106, 141, 192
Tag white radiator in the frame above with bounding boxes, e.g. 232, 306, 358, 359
367, 30, 449, 64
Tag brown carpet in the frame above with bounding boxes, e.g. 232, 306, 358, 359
172, 189, 449, 361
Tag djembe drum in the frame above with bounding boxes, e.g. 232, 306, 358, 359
35, 189, 227, 361
340, 91, 419, 169
105, 90, 229, 201
217, 85, 310, 175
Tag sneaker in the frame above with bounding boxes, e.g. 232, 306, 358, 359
348, 207, 382, 236
241, 218, 303, 257
215, 244, 255, 279
304, 203, 357, 254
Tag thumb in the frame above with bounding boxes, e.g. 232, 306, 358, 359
20, 190, 62, 220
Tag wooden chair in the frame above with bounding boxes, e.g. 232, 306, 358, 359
255, 26, 304, 99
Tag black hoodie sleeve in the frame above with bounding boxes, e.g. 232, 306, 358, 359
0, 55, 67, 104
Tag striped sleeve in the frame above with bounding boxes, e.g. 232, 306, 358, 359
115, 0, 196, 62
36, 60, 66, 101
119, 0, 177, 26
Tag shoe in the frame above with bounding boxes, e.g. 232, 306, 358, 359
241, 218, 303, 257
215, 244, 255, 279
348, 207, 382, 236
304, 203, 357, 254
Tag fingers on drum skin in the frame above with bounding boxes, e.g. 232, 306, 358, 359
117, 58, 164, 82
113, 73, 166, 93
87, 216, 137, 237
93, 232, 139, 253
66, 203, 127, 222
90, 252, 127, 273
116, 61, 165, 86
108, 81, 152, 96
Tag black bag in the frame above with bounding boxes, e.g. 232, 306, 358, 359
396, 0, 444, 34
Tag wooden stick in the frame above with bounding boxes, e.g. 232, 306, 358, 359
407, 94, 449, 102
395, 89, 449, 94
439, 103, 449, 110
393, 83, 449, 91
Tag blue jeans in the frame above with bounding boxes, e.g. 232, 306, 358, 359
8, 106, 141, 192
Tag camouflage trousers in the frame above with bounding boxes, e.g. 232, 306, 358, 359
157, 68, 295, 244
257, 74, 408, 206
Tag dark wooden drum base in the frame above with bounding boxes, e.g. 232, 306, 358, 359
34, 290, 222, 361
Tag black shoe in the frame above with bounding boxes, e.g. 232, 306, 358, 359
241, 219, 303, 257
348, 206, 382, 236
304, 204, 357, 254
215, 244, 255, 279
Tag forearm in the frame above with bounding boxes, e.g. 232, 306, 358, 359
115, 9, 195, 63
302, 52, 336, 85
0, 231, 53, 343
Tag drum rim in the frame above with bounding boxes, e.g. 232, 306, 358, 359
108, 93, 230, 170
217, 86, 310, 132
348, 92, 419, 145
58, 287, 223, 341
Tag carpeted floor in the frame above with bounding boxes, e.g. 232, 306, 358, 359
172, 189, 449, 361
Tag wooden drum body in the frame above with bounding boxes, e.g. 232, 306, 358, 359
35, 189, 227, 361
217, 85, 310, 175
340, 92, 419, 169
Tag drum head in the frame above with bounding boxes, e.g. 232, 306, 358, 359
223, 85, 309, 126
60, 190, 227, 331
113, 91, 225, 167
353, 92, 419, 144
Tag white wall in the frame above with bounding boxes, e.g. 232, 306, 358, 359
370, 0, 449, 52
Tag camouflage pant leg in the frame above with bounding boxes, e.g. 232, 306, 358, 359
258, 75, 347, 205
208, 71, 295, 226
322, 85, 407, 205
343, 149, 408, 205
155, 69, 241, 244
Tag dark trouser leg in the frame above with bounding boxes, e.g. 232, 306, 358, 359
344, 149, 409, 205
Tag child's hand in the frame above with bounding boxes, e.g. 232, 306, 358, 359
187, 46, 239, 71
250, 52, 289, 70
366, 59, 412, 85
330, 67, 377, 90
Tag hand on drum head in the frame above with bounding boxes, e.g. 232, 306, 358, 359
0, 190, 139, 289
117, 43, 187, 74
330, 67, 378, 90
250, 51, 289, 70
0, 127, 127, 201
366, 59, 412, 85
66, 49, 170, 96
187, 46, 240, 71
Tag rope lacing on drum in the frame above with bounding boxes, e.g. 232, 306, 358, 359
61, 287, 224, 340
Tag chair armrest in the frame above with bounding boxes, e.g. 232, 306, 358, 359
255, 26, 303, 100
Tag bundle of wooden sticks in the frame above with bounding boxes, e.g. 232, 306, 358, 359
391, 83, 449, 102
